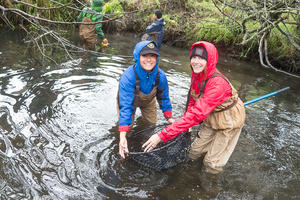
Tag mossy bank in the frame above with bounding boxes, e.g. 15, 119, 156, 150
102, 0, 300, 74
1, 0, 299, 74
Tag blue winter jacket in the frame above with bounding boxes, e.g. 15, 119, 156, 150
146, 18, 165, 48
118, 41, 172, 131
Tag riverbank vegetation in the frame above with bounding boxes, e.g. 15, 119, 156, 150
0, 0, 299, 77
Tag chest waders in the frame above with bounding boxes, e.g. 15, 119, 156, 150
187, 72, 246, 174
79, 13, 97, 50
117, 66, 161, 128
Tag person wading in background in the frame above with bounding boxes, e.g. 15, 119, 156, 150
77, 0, 108, 50
141, 10, 165, 49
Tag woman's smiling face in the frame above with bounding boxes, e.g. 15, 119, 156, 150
140, 54, 157, 72
190, 56, 207, 74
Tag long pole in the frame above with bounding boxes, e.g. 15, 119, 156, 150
244, 87, 290, 106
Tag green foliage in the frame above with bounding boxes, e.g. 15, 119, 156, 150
186, 0, 202, 8
163, 14, 180, 30
182, 0, 245, 47
103, 0, 124, 17
296, 27, 300, 36
4, 0, 298, 66
268, 23, 296, 59
8, 0, 79, 22
29, 24, 39, 32
154, 0, 160, 6
186, 20, 242, 47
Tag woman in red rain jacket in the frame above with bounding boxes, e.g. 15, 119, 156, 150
143, 41, 246, 174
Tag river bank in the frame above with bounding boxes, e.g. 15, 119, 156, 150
1, 29, 299, 199
101, 0, 300, 75
1, 0, 299, 75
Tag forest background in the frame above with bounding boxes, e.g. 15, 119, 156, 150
1, 0, 299, 77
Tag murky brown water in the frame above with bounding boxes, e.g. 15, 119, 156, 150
0, 29, 299, 199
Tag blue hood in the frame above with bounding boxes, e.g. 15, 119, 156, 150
132, 40, 160, 81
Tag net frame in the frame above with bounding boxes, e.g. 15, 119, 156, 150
127, 124, 191, 171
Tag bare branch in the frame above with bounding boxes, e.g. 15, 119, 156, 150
217, 0, 299, 77
258, 32, 269, 68
24, 31, 53, 43
0, 8, 15, 29
12, 0, 72, 11
211, 0, 242, 26
264, 35, 300, 78
51, 0, 83, 12
241, 16, 286, 45
0, 5, 120, 25
275, 24, 300, 51
20, 24, 58, 65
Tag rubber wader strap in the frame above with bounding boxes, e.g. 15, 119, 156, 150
185, 72, 236, 113
133, 65, 140, 107
185, 88, 191, 112
83, 7, 96, 18
155, 70, 159, 87
214, 99, 238, 113
132, 66, 159, 107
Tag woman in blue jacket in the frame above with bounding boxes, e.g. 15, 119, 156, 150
118, 41, 174, 158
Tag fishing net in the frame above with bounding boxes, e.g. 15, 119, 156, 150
127, 124, 191, 171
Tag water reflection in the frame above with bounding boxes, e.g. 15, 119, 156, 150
0, 30, 299, 199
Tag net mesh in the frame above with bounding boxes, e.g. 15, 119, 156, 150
127, 124, 191, 171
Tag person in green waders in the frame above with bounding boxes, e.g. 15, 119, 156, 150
77, 0, 108, 50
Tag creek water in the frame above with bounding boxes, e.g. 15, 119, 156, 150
0, 29, 299, 200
